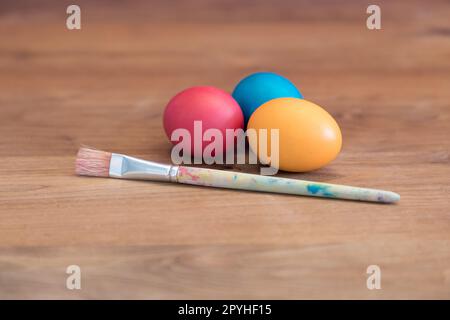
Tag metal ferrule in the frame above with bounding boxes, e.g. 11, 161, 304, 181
109, 153, 179, 182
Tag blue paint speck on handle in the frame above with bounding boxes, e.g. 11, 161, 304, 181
307, 184, 335, 197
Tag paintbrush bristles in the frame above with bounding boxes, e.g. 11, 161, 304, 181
75, 147, 112, 177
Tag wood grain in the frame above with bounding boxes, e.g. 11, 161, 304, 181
0, 0, 449, 299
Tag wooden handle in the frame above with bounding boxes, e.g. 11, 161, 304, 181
176, 166, 400, 203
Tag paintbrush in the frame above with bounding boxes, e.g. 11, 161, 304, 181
75, 147, 400, 203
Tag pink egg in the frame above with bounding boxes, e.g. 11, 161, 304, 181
163, 86, 244, 157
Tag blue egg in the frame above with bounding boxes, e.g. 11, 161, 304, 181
232, 72, 303, 124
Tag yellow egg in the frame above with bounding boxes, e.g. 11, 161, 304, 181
247, 98, 342, 172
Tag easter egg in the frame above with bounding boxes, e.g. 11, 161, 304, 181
163, 86, 244, 157
247, 98, 342, 172
232, 72, 303, 124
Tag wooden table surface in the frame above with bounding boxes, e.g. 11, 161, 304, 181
0, 0, 449, 299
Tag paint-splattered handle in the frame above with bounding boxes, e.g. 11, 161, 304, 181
176, 166, 400, 203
